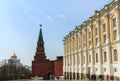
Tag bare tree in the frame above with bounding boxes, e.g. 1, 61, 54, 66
0, 59, 31, 80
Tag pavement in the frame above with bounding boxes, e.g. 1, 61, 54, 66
30, 80, 119, 81
8, 79, 120, 81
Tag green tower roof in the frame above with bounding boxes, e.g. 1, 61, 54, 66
38, 24, 43, 42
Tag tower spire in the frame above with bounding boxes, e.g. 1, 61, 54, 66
38, 24, 43, 42
34, 24, 46, 61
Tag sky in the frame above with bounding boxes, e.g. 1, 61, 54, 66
0, 0, 112, 66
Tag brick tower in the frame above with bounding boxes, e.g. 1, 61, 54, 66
32, 25, 54, 79
34, 24, 46, 61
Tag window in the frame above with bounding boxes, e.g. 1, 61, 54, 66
73, 55, 75, 65
104, 51, 107, 62
113, 49, 118, 62
89, 40, 91, 48
83, 56, 85, 64
83, 43, 86, 48
96, 53, 98, 63
89, 55, 91, 63
104, 68, 106, 72
103, 34, 106, 43
103, 23, 106, 32
114, 68, 117, 72
77, 55, 80, 65
79, 44, 81, 49
89, 31, 91, 39
79, 38, 81, 49
74, 38, 76, 49
112, 17, 116, 27
95, 28, 98, 36
113, 30, 117, 40
95, 38, 98, 46
83, 34, 85, 41
96, 68, 98, 71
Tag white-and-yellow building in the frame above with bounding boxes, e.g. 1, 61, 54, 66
63, 0, 120, 80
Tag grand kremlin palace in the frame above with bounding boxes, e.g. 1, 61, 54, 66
63, 0, 120, 80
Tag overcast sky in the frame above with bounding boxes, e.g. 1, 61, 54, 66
0, 0, 112, 66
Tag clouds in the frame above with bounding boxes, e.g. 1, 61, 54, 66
46, 14, 66, 21
46, 16, 53, 21
59, 14, 66, 19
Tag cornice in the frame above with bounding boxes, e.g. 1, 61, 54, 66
64, 0, 118, 39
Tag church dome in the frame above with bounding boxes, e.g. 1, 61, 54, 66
10, 52, 17, 59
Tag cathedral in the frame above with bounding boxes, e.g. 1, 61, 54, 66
63, 0, 120, 80
32, 25, 63, 80
8, 52, 22, 67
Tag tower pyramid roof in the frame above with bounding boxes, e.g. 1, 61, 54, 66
38, 24, 43, 42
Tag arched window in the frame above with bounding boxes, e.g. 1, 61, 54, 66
89, 40, 91, 48
95, 27, 98, 36
113, 49, 118, 62
112, 17, 116, 27
102, 23, 106, 32
103, 34, 106, 43
88, 31, 91, 39
113, 30, 117, 40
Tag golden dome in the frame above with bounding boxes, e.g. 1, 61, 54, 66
11, 52, 17, 58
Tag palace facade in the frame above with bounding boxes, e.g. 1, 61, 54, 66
63, 0, 120, 80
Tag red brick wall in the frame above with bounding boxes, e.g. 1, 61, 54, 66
32, 61, 54, 77
54, 60, 63, 77
32, 60, 63, 78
